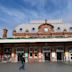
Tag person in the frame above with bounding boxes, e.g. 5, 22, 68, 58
19, 55, 25, 70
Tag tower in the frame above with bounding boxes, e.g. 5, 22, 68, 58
3, 28, 8, 38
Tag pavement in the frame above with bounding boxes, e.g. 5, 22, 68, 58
0, 62, 72, 72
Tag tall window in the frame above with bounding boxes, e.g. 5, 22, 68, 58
4, 48, 11, 55
29, 48, 33, 57
30, 52, 32, 56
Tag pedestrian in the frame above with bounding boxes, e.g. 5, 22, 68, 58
19, 55, 25, 70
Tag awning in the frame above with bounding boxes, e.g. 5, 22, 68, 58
0, 38, 72, 43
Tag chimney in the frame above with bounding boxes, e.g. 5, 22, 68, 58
3, 28, 8, 38
13, 30, 16, 35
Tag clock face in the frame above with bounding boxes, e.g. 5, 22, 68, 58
44, 28, 48, 32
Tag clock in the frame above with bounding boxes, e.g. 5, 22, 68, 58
44, 28, 48, 32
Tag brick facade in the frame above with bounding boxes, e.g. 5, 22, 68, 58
13, 23, 72, 38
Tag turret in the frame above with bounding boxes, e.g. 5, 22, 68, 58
3, 28, 8, 38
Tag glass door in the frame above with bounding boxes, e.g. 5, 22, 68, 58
3, 48, 11, 62
16, 48, 24, 61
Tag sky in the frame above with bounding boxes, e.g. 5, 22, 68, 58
0, 0, 72, 37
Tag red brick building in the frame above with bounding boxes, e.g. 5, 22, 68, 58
0, 20, 72, 63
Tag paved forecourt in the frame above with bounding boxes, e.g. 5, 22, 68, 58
0, 62, 72, 72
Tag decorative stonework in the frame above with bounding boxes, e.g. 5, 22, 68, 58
38, 23, 54, 33
13, 20, 72, 38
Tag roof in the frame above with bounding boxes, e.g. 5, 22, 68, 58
14, 20, 72, 33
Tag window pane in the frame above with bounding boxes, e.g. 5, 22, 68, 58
30, 53, 32, 56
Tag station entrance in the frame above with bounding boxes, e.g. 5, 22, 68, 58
44, 52, 50, 61
56, 48, 64, 61
57, 52, 63, 60
43, 47, 51, 61
16, 48, 24, 61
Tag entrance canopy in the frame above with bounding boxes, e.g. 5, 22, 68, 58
0, 38, 72, 43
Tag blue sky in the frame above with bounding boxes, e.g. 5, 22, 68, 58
0, 0, 72, 37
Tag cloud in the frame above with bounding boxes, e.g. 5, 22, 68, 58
0, 0, 72, 37
0, 0, 70, 20
22, 0, 71, 21
0, 0, 72, 23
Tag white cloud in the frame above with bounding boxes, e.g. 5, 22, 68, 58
0, 0, 72, 37
0, 0, 72, 24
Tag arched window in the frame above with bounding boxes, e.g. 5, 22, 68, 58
57, 27, 61, 32
57, 27, 60, 30
32, 27, 35, 31
20, 28, 22, 31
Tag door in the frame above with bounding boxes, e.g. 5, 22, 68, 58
16, 48, 24, 62
44, 52, 50, 61
56, 48, 64, 61
57, 52, 62, 61
69, 52, 72, 62
17, 53, 24, 61
3, 48, 11, 62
